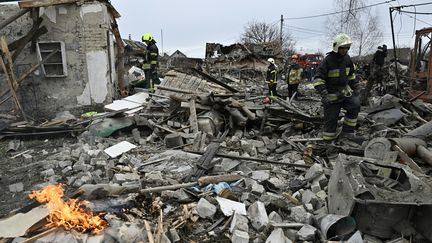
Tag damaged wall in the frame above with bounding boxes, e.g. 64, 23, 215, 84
0, 1, 117, 118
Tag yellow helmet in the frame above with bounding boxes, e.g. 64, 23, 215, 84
267, 58, 275, 64
332, 33, 352, 52
142, 33, 153, 42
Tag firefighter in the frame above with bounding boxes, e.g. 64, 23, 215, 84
287, 54, 304, 99
362, 45, 388, 103
266, 58, 278, 97
313, 33, 361, 141
141, 33, 159, 92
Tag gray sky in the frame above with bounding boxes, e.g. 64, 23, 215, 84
110, 0, 432, 58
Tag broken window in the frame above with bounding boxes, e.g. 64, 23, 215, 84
36, 41, 67, 77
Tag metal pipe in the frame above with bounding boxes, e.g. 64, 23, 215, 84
389, 7, 401, 96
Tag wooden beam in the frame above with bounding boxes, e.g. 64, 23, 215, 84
192, 68, 239, 93
0, 37, 27, 121
19, 0, 79, 8
0, 9, 30, 31
189, 97, 199, 133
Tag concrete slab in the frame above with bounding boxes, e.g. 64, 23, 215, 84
104, 141, 137, 158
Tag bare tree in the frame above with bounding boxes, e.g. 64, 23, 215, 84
240, 20, 296, 58
325, 0, 383, 57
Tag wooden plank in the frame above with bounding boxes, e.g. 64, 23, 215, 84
0, 54, 27, 121
18, 0, 80, 8
0, 37, 18, 89
192, 68, 239, 93
0, 9, 30, 31
393, 145, 423, 173
189, 97, 199, 133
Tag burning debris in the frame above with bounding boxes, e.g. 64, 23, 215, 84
29, 184, 108, 234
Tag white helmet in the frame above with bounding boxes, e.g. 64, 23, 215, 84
267, 58, 275, 64
332, 33, 352, 53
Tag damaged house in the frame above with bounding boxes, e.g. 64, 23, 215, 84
0, 0, 124, 118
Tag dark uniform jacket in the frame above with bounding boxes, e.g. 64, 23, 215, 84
266, 64, 277, 84
372, 49, 387, 67
143, 40, 159, 70
313, 52, 357, 94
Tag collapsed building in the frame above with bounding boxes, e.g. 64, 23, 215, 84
1, 1, 432, 243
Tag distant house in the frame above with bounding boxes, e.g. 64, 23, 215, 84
170, 50, 187, 58
0, 0, 124, 118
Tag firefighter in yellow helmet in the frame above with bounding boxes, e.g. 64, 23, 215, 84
313, 33, 361, 141
266, 58, 278, 97
287, 54, 304, 99
141, 33, 159, 93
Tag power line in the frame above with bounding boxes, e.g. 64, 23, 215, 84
284, 0, 395, 20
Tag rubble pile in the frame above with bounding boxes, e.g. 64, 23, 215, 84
2, 66, 432, 243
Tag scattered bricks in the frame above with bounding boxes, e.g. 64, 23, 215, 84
266, 228, 292, 243
301, 190, 319, 208
231, 230, 250, 243
230, 212, 249, 233
305, 163, 324, 181
91, 158, 107, 167
47, 175, 61, 183
67, 176, 77, 186
22, 154, 33, 162
304, 203, 314, 212
260, 192, 287, 208
296, 225, 318, 241
78, 153, 90, 163
237, 163, 253, 175
145, 171, 163, 181
276, 144, 292, 153
241, 140, 257, 156
61, 166, 73, 175
251, 183, 265, 196
71, 148, 82, 158
316, 190, 327, 201
310, 182, 321, 193
41, 168, 55, 177
196, 198, 217, 219
268, 177, 286, 189
268, 211, 283, 224
250, 140, 265, 148
131, 128, 141, 143
58, 160, 73, 168
87, 149, 102, 157
112, 173, 140, 185
248, 201, 269, 230
290, 206, 313, 224
161, 190, 191, 201
241, 192, 257, 202
9, 182, 24, 192
251, 170, 270, 181
42, 161, 57, 170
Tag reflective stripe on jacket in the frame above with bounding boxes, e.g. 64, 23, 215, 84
313, 52, 357, 93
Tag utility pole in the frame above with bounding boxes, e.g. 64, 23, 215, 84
280, 15, 284, 53
160, 29, 164, 56
389, 7, 400, 96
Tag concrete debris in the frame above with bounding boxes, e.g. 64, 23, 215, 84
8, 182, 24, 192
296, 224, 318, 241
230, 212, 249, 233
265, 228, 292, 243
216, 196, 247, 216
231, 230, 250, 243
247, 201, 269, 230
196, 198, 216, 219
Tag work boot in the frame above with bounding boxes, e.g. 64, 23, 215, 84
338, 132, 367, 146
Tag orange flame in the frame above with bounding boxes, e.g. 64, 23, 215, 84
29, 184, 107, 234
